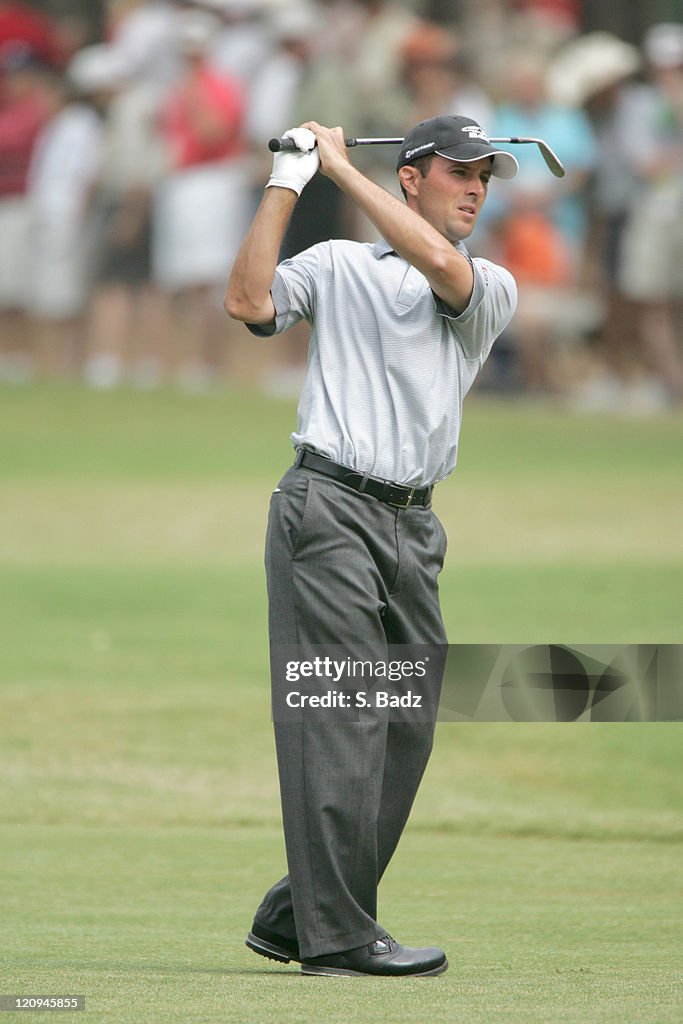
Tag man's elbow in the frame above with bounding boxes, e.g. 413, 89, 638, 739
224, 277, 275, 324
426, 244, 471, 292
429, 251, 451, 280
427, 252, 473, 311
224, 289, 258, 323
223, 292, 247, 322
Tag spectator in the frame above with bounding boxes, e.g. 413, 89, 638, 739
342, 0, 419, 212
0, 42, 50, 383
0, 1, 59, 70
246, 1, 328, 395
84, 46, 169, 389
26, 49, 110, 379
616, 23, 683, 410
247, 1, 374, 392
492, 54, 597, 262
152, 7, 249, 388
88, 0, 181, 385
248, 2, 321, 188
483, 52, 598, 394
397, 20, 493, 129
549, 31, 676, 413
106, 0, 179, 87
267, 1, 353, 258
201, 0, 272, 90
510, 0, 581, 51
350, 0, 418, 128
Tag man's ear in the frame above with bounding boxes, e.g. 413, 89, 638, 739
398, 165, 420, 198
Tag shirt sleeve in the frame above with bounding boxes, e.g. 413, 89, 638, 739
246, 242, 324, 337
433, 258, 517, 363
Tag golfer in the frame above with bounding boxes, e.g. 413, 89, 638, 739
225, 116, 518, 977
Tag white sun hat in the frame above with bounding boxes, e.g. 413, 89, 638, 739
547, 32, 641, 106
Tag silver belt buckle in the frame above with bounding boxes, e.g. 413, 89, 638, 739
389, 485, 414, 508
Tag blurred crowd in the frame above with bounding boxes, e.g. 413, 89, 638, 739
1, 0, 683, 413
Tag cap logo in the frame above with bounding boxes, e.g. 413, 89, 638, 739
461, 125, 490, 142
405, 141, 436, 160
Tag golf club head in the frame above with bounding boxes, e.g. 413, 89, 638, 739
489, 137, 566, 177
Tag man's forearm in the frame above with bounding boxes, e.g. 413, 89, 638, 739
224, 187, 297, 323
334, 163, 439, 259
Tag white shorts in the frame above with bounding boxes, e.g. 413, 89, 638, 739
152, 160, 250, 291
619, 180, 683, 301
27, 213, 94, 319
0, 196, 32, 310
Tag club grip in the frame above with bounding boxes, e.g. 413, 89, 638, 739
269, 136, 357, 152
268, 137, 299, 153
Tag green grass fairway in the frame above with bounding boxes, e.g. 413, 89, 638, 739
1, 385, 682, 1023
2, 826, 680, 1024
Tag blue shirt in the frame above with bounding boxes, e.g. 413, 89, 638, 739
487, 103, 598, 247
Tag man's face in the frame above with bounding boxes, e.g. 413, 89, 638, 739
405, 154, 492, 242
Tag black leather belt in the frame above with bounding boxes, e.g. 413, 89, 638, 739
295, 449, 433, 509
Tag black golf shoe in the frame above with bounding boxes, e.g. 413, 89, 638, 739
245, 922, 300, 964
301, 934, 447, 977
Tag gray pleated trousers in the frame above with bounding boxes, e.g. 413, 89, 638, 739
253, 464, 448, 959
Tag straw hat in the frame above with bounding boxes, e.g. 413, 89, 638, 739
547, 32, 641, 106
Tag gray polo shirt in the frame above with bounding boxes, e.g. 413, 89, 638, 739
249, 238, 516, 487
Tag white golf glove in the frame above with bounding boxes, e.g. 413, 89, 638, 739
266, 127, 320, 196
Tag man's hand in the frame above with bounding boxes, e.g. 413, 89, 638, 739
302, 122, 350, 182
267, 127, 320, 196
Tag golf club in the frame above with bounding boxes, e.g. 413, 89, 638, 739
490, 137, 565, 178
268, 134, 566, 177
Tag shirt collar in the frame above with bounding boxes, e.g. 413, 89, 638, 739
372, 240, 395, 259
372, 238, 471, 260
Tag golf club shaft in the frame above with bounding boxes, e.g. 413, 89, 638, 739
268, 134, 565, 177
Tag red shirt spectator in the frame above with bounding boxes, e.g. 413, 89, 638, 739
0, 2, 58, 69
0, 47, 49, 195
160, 62, 245, 170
